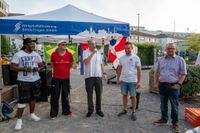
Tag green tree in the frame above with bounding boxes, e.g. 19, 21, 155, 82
185, 34, 200, 54
1, 35, 10, 55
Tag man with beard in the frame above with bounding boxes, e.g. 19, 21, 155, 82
11, 38, 43, 130
116, 42, 141, 121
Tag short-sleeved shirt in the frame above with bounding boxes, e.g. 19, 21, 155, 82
155, 55, 187, 83
51, 50, 73, 79
119, 54, 141, 82
83, 49, 103, 78
11, 50, 42, 82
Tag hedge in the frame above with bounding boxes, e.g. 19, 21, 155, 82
182, 66, 200, 95
134, 42, 160, 66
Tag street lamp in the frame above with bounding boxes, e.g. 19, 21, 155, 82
137, 13, 140, 43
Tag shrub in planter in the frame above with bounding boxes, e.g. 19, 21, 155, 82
182, 66, 200, 96
134, 42, 160, 66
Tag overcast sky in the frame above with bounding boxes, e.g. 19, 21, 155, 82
6, 0, 200, 33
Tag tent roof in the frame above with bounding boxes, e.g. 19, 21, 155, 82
2, 4, 127, 24
0, 4, 129, 36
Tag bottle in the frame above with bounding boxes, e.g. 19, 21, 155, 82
23, 67, 27, 76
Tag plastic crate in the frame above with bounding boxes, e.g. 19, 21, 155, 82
185, 108, 200, 127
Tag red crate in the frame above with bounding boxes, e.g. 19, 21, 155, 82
185, 108, 200, 127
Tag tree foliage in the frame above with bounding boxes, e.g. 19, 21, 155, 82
185, 34, 200, 54
182, 66, 200, 95
1, 35, 10, 55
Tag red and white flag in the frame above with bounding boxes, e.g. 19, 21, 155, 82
108, 37, 138, 68
108, 36, 127, 68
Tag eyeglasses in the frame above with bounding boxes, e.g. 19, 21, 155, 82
59, 43, 66, 46
167, 48, 175, 50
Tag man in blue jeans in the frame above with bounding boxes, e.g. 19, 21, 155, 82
153, 43, 187, 133
116, 42, 141, 121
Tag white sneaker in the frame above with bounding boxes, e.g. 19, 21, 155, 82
14, 119, 22, 131
30, 113, 40, 121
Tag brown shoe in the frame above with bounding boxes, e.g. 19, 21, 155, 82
153, 119, 167, 126
171, 125, 180, 133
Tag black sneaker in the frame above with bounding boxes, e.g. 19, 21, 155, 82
62, 111, 72, 116
117, 110, 127, 117
131, 112, 137, 121
86, 112, 93, 117
96, 111, 104, 117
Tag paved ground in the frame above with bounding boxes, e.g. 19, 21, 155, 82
0, 66, 196, 133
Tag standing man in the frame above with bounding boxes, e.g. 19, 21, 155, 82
83, 39, 106, 117
116, 42, 141, 121
153, 43, 187, 132
50, 40, 74, 119
11, 38, 43, 130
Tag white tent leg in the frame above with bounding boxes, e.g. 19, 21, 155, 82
0, 35, 2, 104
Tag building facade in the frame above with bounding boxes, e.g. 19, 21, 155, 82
128, 26, 187, 49
0, 0, 9, 17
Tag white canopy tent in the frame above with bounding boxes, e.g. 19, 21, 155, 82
0, 4, 129, 92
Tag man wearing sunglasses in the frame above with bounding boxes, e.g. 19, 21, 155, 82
50, 40, 74, 119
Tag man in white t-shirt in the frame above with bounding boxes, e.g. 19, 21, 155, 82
116, 42, 141, 121
11, 38, 44, 131
83, 39, 106, 118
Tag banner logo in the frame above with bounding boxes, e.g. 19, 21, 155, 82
14, 22, 22, 32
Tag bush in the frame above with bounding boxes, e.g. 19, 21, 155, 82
134, 42, 160, 66
182, 66, 200, 95
1, 35, 10, 55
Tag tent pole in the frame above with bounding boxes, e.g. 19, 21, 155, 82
0, 35, 2, 103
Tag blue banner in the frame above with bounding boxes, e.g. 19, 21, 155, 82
0, 19, 129, 36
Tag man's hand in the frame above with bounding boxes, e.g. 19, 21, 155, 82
116, 79, 120, 86
103, 73, 107, 80
172, 84, 181, 90
32, 67, 39, 72
153, 82, 159, 90
26, 67, 32, 72
72, 63, 78, 69
136, 82, 141, 89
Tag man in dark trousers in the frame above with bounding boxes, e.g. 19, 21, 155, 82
153, 43, 187, 133
83, 39, 106, 117
50, 40, 74, 119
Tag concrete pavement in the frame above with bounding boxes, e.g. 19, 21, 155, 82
0, 67, 194, 133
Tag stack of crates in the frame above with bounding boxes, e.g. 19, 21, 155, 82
185, 108, 200, 127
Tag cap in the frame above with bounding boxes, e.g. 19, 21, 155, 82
23, 38, 35, 45
21, 38, 35, 50
57, 40, 67, 45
